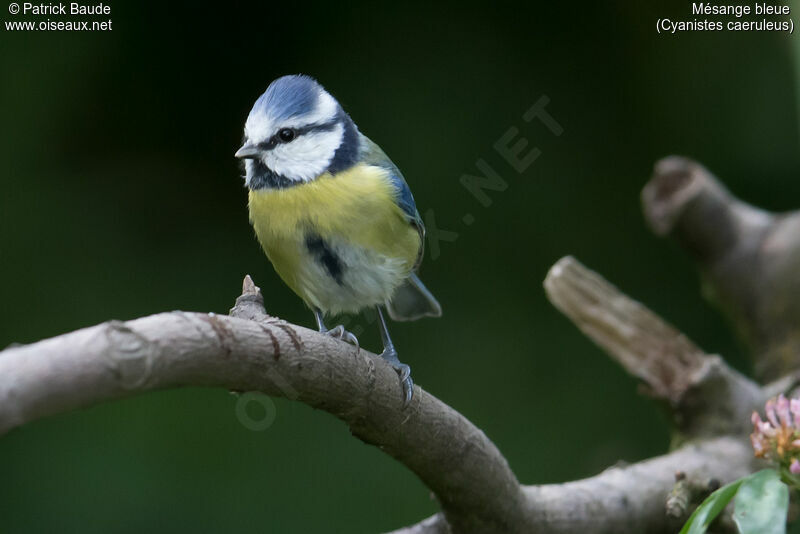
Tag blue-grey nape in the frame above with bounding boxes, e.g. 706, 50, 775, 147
253, 74, 323, 122
326, 109, 359, 174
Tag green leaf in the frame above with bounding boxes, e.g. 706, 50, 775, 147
733, 469, 788, 534
679, 478, 743, 534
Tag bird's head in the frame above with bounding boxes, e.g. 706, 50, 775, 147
236, 75, 359, 189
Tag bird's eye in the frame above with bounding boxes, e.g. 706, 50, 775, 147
278, 128, 295, 142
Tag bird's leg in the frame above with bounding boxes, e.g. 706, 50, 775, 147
313, 309, 359, 349
376, 306, 413, 407
313, 308, 326, 331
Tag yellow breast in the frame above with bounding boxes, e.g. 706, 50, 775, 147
247, 163, 421, 313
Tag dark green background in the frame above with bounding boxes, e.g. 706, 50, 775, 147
1, 1, 798, 532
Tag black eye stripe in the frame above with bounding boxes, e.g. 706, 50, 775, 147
294, 118, 339, 135
257, 138, 278, 150
254, 118, 341, 152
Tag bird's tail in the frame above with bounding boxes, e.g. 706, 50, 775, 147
386, 273, 442, 321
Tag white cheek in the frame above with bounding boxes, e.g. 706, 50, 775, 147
264, 124, 344, 182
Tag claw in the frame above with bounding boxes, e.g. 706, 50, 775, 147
324, 325, 359, 352
396, 363, 411, 382
400, 374, 413, 407
380, 348, 414, 407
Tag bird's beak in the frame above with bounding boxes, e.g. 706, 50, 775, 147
235, 144, 262, 159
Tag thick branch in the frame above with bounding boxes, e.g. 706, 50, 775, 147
394, 437, 756, 534
0, 278, 525, 533
642, 156, 800, 381
0, 265, 767, 534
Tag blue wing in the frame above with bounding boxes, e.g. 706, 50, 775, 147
359, 134, 424, 228
358, 134, 441, 320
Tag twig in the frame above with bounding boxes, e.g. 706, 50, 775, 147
666, 472, 692, 520
544, 256, 764, 439
666, 471, 720, 521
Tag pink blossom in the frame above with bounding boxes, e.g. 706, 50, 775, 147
777, 395, 792, 426
750, 395, 800, 470
790, 398, 800, 428
765, 398, 779, 427
763, 423, 777, 437
752, 412, 776, 436
751, 434, 766, 456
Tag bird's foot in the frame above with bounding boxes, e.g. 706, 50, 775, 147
323, 325, 359, 351
380, 346, 413, 407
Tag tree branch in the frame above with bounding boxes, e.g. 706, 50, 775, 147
0, 260, 768, 533
642, 156, 800, 381
0, 276, 525, 534
393, 256, 767, 533
393, 437, 755, 534
544, 256, 764, 441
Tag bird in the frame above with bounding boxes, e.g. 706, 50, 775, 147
235, 74, 441, 406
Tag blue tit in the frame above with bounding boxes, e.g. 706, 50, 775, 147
235, 74, 441, 406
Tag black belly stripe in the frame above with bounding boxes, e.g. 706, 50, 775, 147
305, 234, 344, 286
